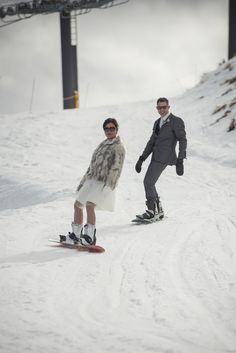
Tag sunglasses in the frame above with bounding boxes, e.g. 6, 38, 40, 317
104, 126, 116, 132
157, 105, 168, 110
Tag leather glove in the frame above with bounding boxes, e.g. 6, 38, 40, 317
135, 156, 144, 173
176, 158, 184, 176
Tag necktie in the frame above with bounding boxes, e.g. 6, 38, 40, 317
160, 118, 164, 128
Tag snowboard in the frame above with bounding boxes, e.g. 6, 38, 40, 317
49, 239, 105, 253
132, 215, 164, 224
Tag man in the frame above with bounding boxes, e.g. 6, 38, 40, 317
135, 97, 187, 221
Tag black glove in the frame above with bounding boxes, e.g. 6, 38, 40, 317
135, 156, 144, 173
176, 158, 184, 176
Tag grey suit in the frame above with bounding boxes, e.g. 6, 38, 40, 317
141, 113, 187, 203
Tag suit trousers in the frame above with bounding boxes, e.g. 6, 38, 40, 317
144, 161, 167, 202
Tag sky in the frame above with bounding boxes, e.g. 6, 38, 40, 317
0, 0, 228, 113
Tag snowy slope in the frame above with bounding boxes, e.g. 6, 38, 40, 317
0, 58, 236, 353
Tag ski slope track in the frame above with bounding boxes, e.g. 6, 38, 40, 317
0, 58, 236, 353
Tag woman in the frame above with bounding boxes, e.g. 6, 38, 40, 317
60, 118, 125, 246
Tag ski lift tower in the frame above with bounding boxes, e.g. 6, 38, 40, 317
0, 0, 129, 109
228, 0, 236, 59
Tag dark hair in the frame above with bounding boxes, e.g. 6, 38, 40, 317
103, 118, 119, 130
156, 97, 169, 105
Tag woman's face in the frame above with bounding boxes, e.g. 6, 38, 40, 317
104, 123, 117, 140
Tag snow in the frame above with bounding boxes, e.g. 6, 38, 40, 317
0, 57, 236, 353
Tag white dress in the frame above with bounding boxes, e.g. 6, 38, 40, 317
75, 178, 115, 211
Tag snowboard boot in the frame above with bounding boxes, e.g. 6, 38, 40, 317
136, 200, 158, 221
81, 224, 96, 246
59, 223, 83, 245
156, 198, 164, 219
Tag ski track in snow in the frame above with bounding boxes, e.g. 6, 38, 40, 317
0, 59, 236, 353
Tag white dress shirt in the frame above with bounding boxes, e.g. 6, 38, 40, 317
159, 112, 171, 128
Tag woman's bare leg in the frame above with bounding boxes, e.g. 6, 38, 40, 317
86, 202, 96, 225
74, 201, 83, 224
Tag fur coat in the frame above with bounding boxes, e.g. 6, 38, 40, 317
77, 136, 125, 191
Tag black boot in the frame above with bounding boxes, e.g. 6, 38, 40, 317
156, 198, 164, 219
146, 200, 157, 213
136, 200, 157, 221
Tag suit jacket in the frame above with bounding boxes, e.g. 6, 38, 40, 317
141, 113, 187, 165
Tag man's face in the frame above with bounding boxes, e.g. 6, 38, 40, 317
156, 102, 170, 117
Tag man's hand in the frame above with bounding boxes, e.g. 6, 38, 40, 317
135, 156, 144, 173
176, 158, 184, 176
